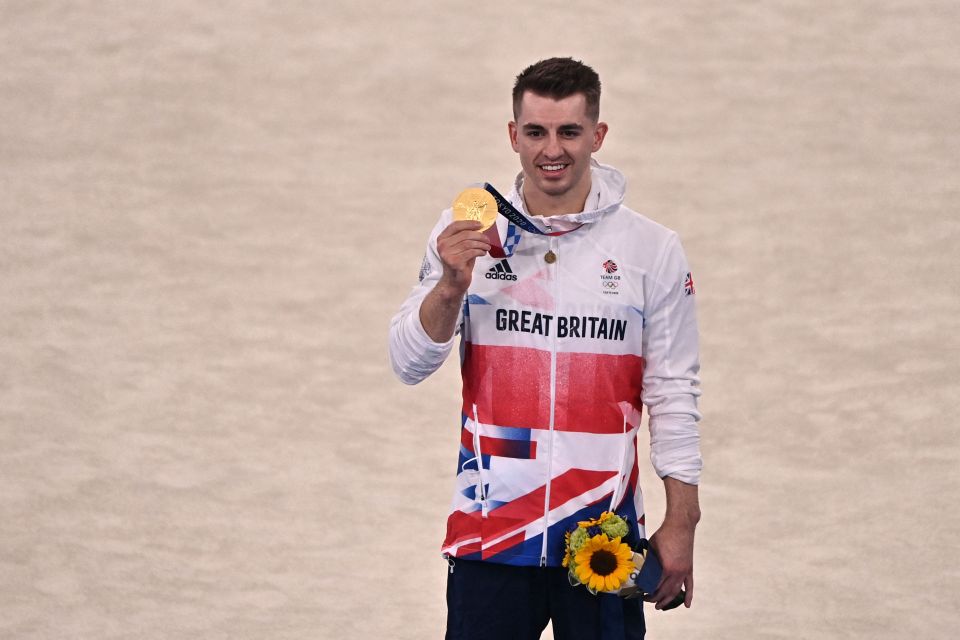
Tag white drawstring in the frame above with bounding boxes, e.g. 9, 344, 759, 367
609, 414, 631, 512
472, 404, 489, 517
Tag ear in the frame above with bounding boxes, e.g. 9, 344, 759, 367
508, 121, 519, 152
592, 121, 608, 152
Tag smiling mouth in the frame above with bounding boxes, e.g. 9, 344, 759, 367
539, 163, 568, 173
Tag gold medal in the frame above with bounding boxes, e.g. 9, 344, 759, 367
452, 188, 498, 231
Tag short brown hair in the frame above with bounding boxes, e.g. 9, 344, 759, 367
512, 57, 601, 121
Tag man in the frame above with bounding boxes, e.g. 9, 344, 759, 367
389, 57, 702, 640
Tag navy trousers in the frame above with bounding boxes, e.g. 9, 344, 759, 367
445, 558, 645, 640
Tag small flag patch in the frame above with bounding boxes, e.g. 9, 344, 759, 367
684, 272, 695, 296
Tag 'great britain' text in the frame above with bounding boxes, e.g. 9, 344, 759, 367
494, 308, 627, 341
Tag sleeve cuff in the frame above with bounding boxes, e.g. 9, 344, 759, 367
649, 415, 702, 485
389, 300, 457, 385
410, 303, 456, 355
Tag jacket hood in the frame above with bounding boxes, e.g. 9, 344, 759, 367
507, 159, 626, 233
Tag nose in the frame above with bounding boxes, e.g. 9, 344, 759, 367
544, 134, 563, 159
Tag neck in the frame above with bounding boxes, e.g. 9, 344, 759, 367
522, 179, 592, 218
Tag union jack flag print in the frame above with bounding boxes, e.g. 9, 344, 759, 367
684, 272, 695, 296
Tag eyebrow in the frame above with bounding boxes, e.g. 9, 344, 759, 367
521, 123, 584, 132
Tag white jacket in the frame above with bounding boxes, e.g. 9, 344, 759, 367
389, 161, 701, 567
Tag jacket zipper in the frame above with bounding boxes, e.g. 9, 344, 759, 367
539, 233, 559, 566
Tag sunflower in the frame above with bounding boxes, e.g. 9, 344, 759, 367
573, 534, 635, 592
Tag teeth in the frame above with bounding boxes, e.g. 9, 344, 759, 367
542, 164, 566, 171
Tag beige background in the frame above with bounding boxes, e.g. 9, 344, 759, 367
2, 1, 958, 638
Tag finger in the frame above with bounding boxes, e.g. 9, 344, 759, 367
440, 232, 492, 250
445, 249, 489, 269
439, 220, 485, 238
445, 238, 492, 251
649, 577, 683, 610
646, 568, 673, 601
442, 245, 492, 265
661, 590, 686, 611
456, 248, 491, 262
656, 588, 681, 610
650, 573, 691, 610
438, 235, 491, 252
642, 579, 665, 604
658, 591, 682, 610
440, 244, 492, 264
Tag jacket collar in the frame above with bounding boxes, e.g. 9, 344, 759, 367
506, 159, 626, 233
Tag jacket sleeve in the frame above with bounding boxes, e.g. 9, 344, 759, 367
388, 211, 461, 385
641, 233, 703, 484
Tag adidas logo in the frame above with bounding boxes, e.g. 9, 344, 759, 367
485, 259, 518, 281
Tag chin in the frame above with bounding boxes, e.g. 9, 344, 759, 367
540, 181, 573, 196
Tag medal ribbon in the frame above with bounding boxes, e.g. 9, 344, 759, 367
481, 182, 584, 257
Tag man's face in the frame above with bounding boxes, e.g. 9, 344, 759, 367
508, 91, 608, 210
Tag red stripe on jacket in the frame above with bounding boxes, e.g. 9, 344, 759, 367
461, 343, 644, 434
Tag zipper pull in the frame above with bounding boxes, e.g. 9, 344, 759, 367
446, 555, 456, 574
540, 555, 547, 568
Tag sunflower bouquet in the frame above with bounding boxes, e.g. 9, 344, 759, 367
562, 511, 643, 594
